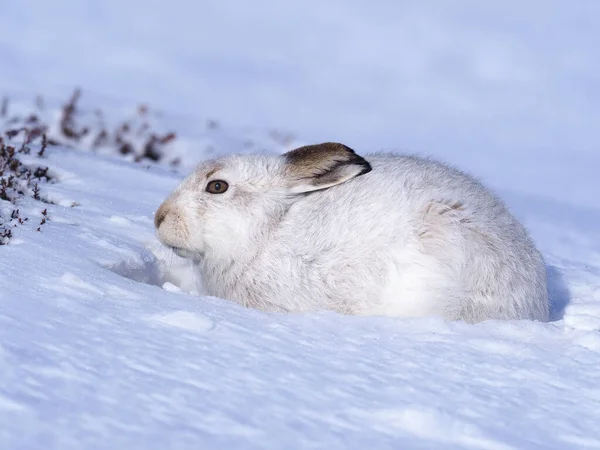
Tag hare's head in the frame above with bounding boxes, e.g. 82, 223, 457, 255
154, 142, 371, 262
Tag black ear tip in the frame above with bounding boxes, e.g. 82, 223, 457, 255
358, 160, 372, 176
341, 145, 372, 176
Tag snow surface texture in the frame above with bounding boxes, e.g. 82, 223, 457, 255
2, 1, 600, 449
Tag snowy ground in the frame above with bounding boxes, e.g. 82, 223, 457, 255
2, 2, 600, 449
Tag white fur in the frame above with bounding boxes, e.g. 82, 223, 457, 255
155, 151, 549, 323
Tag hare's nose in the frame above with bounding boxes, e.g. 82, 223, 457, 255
154, 204, 168, 229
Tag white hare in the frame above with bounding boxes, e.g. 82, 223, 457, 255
155, 142, 549, 323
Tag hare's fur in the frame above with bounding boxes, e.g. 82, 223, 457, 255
155, 143, 549, 323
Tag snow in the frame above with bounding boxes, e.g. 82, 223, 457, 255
2, 2, 600, 449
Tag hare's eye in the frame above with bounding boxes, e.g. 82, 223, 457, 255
206, 180, 229, 194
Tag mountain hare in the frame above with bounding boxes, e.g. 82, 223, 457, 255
155, 142, 549, 323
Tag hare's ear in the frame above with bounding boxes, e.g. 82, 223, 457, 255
282, 142, 372, 194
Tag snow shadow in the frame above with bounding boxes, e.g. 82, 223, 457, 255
547, 265, 570, 321
105, 255, 165, 288
105, 246, 201, 295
